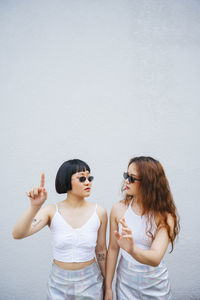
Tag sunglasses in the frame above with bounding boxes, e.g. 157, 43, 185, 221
123, 172, 140, 184
78, 176, 94, 183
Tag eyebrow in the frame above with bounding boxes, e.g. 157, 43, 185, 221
78, 171, 89, 175
129, 173, 137, 177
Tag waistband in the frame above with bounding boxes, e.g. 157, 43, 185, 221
118, 255, 166, 273
50, 260, 101, 280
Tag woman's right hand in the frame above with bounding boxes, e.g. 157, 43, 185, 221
26, 173, 48, 207
104, 288, 113, 300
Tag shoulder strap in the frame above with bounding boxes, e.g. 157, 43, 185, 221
55, 203, 59, 212
129, 198, 134, 207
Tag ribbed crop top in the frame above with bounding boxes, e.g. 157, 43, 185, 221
50, 204, 100, 263
118, 200, 157, 265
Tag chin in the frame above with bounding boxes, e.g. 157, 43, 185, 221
84, 191, 91, 197
84, 194, 90, 198
126, 191, 133, 197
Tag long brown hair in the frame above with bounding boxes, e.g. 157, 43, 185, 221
123, 156, 180, 252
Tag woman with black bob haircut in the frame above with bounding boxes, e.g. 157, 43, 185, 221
13, 159, 107, 300
56, 159, 91, 193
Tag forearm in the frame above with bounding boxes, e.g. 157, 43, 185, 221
105, 247, 119, 289
12, 205, 42, 239
96, 249, 107, 277
130, 246, 162, 267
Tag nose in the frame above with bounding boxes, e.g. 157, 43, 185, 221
84, 178, 90, 184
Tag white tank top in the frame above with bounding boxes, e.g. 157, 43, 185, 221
118, 200, 157, 265
50, 203, 100, 262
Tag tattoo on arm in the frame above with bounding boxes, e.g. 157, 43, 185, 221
32, 218, 42, 227
97, 253, 105, 261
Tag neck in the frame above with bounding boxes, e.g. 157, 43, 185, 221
64, 192, 86, 208
132, 196, 143, 210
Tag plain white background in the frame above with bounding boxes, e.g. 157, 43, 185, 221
1, 0, 200, 299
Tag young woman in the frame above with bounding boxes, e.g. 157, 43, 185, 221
105, 156, 180, 300
13, 159, 107, 299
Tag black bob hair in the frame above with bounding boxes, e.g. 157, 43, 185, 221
55, 159, 91, 194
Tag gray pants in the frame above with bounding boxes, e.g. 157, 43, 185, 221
116, 256, 172, 300
47, 261, 104, 300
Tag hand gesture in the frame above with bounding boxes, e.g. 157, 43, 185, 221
26, 173, 48, 207
114, 218, 134, 255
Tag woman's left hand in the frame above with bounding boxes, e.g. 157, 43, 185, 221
114, 218, 134, 255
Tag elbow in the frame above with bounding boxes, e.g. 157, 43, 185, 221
12, 230, 24, 240
151, 262, 159, 267
12, 232, 20, 239
149, 259, 161, 267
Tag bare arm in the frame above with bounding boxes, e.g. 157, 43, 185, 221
131, 228, 169, 266
105, 204, 121, 300
95, 205, 108, 278
115, 215, 174, 267
12, 205, 50, 239
12, 173, 49, 239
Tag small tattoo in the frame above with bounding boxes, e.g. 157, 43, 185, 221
97, 253, 105, 261
32, 219, 42, 227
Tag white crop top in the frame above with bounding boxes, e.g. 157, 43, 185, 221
50, 204, 100, 263
118, 200, 157, 265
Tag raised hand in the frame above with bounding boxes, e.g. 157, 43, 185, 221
26, 173, 48, 207
114, 218, 134, 255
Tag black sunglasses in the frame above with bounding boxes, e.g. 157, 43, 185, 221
79, 176, 94, 183
123, 172, 140, 184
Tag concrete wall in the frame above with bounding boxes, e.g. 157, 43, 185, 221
1, 0, 200, 299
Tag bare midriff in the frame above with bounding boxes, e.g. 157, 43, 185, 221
54, 257, 95, 270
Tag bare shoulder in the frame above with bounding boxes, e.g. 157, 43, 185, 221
110, 200, 128, 222
155, 213, 175, 231
111, 200, 126, 212
96, 204, 107, 222
44, 203, 56, 212
32, 204, 56, 228
41, 203, 56, 219
166, 213, 175, 229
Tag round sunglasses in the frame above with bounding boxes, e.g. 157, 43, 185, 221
78, 176, 94, 183
123, 172, 141, 184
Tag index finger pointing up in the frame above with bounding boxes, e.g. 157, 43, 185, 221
40, 172, 45, 188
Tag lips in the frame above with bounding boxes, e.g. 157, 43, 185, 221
85, 188, 91, 191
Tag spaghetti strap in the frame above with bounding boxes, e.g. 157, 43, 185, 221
95, 203, 98, 212
129, 199, 134, 207
55, 203, 58, 212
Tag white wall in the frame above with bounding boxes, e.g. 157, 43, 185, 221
1, 0, 200, 299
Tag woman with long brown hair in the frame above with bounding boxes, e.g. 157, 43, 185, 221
105, 156, 180, 300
